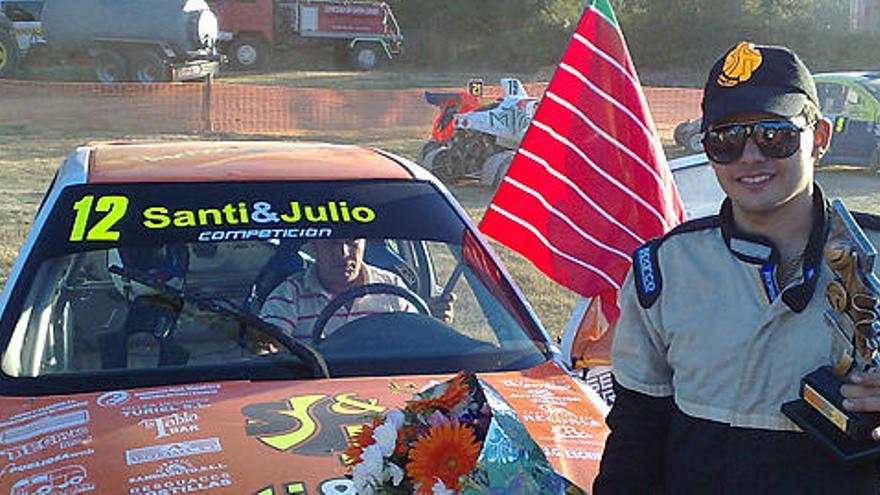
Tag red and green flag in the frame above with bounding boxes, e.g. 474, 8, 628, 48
479, 0, 685, 363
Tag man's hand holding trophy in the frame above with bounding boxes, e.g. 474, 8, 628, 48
783, 198, 880, 463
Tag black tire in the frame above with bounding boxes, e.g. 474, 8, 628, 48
419, 141, 442, 161
350, 43, 382, 71
130, 50, 171, 83
0, 28, 19, 79
92, 50, 128, 83
228, 34, 268, 70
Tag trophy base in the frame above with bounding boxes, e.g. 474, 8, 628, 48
782, 400, 880, 463
782, 366, 880, 464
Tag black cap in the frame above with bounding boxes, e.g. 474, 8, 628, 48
701, 42, 818, 131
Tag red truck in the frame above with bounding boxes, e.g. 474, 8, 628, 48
209, 0, 403, 71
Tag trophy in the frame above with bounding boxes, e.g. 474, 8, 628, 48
782, 199, 880, 463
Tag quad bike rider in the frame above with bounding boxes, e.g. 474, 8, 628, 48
421, 78, 538, 188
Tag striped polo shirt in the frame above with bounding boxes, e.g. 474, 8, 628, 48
259, 264, 413, 342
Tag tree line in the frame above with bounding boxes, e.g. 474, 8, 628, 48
387, 0, 878, 82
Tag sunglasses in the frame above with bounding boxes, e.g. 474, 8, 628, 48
702, 120, 811, 164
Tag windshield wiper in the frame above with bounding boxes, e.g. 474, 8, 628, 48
108, 265, 329, 378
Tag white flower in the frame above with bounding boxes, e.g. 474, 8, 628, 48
432, 479, 456, 495
371, 422, 398, 457
383, 462, 405, 486
352, 444, 384, 494
351, 462, 377, 495
360, 444, 383, 472
385, 409, 405, 430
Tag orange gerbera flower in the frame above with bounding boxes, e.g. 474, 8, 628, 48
407, 421, 481, 494
408, 373, 470, 413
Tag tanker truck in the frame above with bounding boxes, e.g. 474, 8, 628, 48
40, 0, 221, 83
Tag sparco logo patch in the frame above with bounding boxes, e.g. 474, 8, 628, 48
637, 247, 656, 293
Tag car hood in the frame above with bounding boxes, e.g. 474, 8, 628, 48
0, 362, 607, 493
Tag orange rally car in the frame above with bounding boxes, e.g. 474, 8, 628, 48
0, 141, 609, 494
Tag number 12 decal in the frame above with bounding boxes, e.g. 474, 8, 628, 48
69, 195, 129, 241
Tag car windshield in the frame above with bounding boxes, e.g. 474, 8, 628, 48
0, 179, 548, 392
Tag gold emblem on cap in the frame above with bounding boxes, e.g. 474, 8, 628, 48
717, 41, 763, 88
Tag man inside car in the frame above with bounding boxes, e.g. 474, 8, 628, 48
259, 238, 455, 347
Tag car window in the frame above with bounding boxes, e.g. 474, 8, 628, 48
0, 180, 547, 387
817, 82, 846, 114
845, 86, 862, 108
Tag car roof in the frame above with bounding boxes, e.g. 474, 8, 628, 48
83, 140, 417, 184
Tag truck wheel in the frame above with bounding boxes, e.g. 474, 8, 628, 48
229, 35, 267, 70
93, 50, 128, 83
131, 50, 171, 83
350, 43, 382, 71
0, 28, 19, 79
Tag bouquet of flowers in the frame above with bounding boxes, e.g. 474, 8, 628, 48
345, 372, 585, 495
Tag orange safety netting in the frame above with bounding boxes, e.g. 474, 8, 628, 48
0, 79, 702, 139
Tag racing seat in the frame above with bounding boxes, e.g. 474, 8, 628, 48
99, 295, 189, 368
100, 245, 191, 369
245, 240, 309, 313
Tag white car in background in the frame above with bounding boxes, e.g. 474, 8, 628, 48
669, 153, 725, 219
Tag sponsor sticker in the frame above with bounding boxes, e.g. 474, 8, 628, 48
0, 401, 88, 429
125, 438, 222, 466
4, 448, 95, 475
68, 193, 376, 244
0, 427, 91, 462
0, 410, 90, 445
9, 464, 94, 495
139, 412, 200, 440
97, 391, 131, 408
127, 460, 227, 484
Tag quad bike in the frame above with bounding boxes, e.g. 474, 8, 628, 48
421, 78, 538, 188
419, 89, 483, 162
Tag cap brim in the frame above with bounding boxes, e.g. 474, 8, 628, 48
701, 86, 807, 131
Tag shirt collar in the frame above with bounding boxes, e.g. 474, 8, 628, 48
718, 184, 828, 312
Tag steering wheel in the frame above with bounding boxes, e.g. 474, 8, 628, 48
312, 283, 431, 343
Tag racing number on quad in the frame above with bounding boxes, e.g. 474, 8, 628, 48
506, 79, 519, 96
468, 79, 483, 98
69, 195, 129, 241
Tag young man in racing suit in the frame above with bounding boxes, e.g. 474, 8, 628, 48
260, 238, 454, 344
593, 42, 880, 493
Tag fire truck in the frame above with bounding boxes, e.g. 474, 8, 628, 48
209, 0, 403, 71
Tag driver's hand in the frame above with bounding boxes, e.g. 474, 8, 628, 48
429, 292, 456, 324
248, 333, 282, 355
